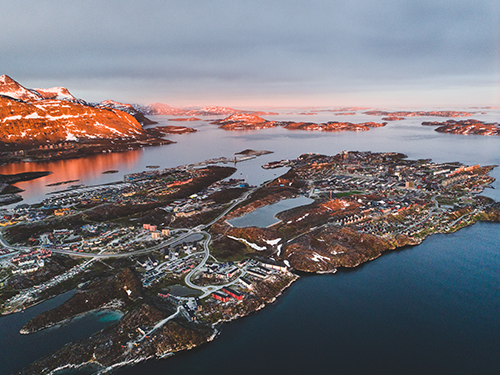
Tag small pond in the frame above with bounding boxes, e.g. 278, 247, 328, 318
228, 196, 313, 228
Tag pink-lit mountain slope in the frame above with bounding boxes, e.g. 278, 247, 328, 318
0, 75, 152, 145
138, 103, 245, 116
97, 100, 158, 125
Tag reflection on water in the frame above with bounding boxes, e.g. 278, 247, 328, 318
0, 150, 142, 205
1, 109, 500, 205
0, 109, 499, 374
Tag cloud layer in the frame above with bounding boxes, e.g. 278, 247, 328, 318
1, 0, 499, 106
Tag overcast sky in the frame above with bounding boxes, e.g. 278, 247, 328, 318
1, 0, 499, 107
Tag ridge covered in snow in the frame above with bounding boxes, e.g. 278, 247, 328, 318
0, 75, 151, 144
0, 75, 42, 102
33, 86, 83, 103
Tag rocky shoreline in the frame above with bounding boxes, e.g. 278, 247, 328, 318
5, 150, 500, 374
17, 271, 299, 375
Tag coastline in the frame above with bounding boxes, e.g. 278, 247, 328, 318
3, 149, 499, 374
10, 210, 500, 374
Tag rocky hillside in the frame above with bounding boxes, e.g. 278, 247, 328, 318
422, 119, 500, 136
97, 100, 157, 125
0, 95, 146, 144
0, 75, 155, 145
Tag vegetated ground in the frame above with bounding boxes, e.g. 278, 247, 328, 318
209, 235, 254, 262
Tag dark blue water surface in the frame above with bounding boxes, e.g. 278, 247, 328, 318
0, 290, 121, 375
116, 222, 500, 375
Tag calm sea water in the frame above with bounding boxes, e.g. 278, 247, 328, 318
228, 196, 313, 227
117, 222, 500, 375
0, 109, 499, 374
0, 291, 121, 375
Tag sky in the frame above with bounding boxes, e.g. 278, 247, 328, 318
1, 0, 499, 107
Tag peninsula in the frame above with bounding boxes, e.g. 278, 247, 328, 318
0, 150, 498, 374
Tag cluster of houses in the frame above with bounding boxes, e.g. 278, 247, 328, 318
0, 204, 47, 227
209, 261, 289, 303
143, 223, 170, 239
212, 287, 244, 302
293, 151, 489, 198
11, 249, 51, 274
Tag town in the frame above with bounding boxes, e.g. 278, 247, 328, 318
0, 150, 498, 374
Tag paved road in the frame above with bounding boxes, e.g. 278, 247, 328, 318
0, 229, 28, 258
184, 232, 211, 291
51, 229, 196, 258
48, 186, 258, 260
201, 187, 257, 230
183, 231, 249, 298
3, 183, 259, 303
135, 306, 182, 343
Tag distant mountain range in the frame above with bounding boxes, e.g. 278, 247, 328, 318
133, 103, 279, 117
0, 75, 276, 149
134, 103, 248, 117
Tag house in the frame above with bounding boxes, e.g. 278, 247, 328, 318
239, 277, 253, 289
222, 287, 244, 301
212, 291, 229, 302
260, 261, 288, 273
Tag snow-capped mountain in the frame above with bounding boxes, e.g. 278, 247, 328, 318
98, 100, 157, 125
135, 103, 187, 116
0, 75, 43, 102
0, 75, 150, 144
33, 86, 85, 104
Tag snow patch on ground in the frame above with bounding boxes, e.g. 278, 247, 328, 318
296, 213, 309, 222
310, 252, 331, 262
228, 236, 267, 251
2, 115, 22, 122
25, 112, 42, 119
276, 244, 283, 256
264, 238, 281, 246
66, 132, 78, 141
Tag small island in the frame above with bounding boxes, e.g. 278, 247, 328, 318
147, 125, 198, 136
382, 116, 405, 121
168, 117, 201, 122
212, 114, 386, 132
422, 119, 500, 136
